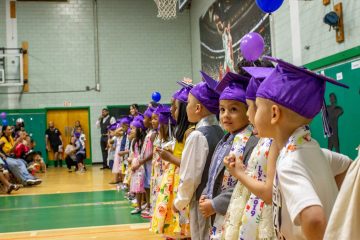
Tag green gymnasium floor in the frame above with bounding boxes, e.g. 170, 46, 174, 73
0, 190, 148, 233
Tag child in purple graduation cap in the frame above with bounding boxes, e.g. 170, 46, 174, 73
129, 117, 147, 214
150, 83, 193, 238
253, 57, 348, 240
117, 116, 133, 187
150, 106, 176, 221
222, 66, 277, 240
197, 70, 262, 240
131, 107, 157, 216
173, 72, 224, 240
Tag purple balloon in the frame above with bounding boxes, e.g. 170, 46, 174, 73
240, 32, 265, 61
0, 112, 6, 119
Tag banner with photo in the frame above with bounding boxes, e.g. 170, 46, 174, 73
199, 0, 271, 80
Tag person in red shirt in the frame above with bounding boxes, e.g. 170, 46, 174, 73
14, 131, 30, 159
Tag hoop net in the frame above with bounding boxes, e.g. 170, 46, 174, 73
154, 0, 177, 20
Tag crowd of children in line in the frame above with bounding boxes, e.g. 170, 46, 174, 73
109, 57, 359, 240
106, 56, 358, 240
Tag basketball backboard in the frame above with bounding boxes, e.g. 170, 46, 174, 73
0, 52, 24, 86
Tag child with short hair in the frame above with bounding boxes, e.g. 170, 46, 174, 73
222, 66, 277, 240
173, 72, 224, 240
254, 57, 348, 240
198, 71, 259, 240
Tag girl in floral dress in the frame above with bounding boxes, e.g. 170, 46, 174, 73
129, 117, 147, 214
151, 86, 193, 239
149, 105, 174, 220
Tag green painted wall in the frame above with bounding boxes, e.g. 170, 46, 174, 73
310, 59, 360, 160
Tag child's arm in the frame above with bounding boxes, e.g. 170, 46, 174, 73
174, 131, 209, 211
224, 142, 278, 204
321, 148, 352, 189
157, 148, 181, 166
299, 205, 327, 240
118, 150, 130, 157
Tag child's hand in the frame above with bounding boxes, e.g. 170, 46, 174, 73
158, 149, 172, 161
199, 194, 207, 203
223, 154, 236, 169
131, 162, 140, 171
172, 203, 179, 213
199, 199, 215, 218
224, 154, 246, 179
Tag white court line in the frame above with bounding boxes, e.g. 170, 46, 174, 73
0, 223, 150, 236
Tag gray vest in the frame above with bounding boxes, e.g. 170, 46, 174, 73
195, 125, 224, 200
100, 116, 111, 135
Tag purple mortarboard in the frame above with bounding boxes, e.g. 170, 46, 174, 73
257, 56, 349, 119
190, 71, 220, 114
130, 119, 146, 131
172, 89, 181, 99
144, 106, 156, 118
153, 105, 175, 125
120, 116, 133, 125
74, 132, 81, 138
215, 72, 250, 104
107, 123, 117, 131
173, 81, 194, 103
134, 115, 144, 122
242, 67, 274, 101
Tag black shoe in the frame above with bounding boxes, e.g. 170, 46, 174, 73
100, 166, 108, 170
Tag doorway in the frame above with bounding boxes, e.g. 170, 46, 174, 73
46, 108, 91, 165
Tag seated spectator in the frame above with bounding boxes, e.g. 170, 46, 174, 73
0, 158, 21, 194
25, 151, 46, 174
14, 131, 31, 159
0, 126, 41, 186
65, 136, 78, 172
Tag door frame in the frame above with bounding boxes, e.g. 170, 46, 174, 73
45, 106, 92, 165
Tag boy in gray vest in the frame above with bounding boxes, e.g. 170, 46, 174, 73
173, 71, 224, 240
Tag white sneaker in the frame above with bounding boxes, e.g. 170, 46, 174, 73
34, 179, 42, 185
130, 208, 141, 214
141, 203, 147, 210
26, 179, 37, 185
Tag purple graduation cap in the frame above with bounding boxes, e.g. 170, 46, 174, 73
153, 105, 175, 125
120, 116, 133, 125
242, 67, 275, 101
172, 89, 181, 100
74, 132, 81, 138
215, 72, 250, 104
107, 123, 117, 131
173, 81, 194, 103
144, 106, 156, 118
257, 56, 349, 119
190, 71, 221, 114
130, 119, 146, 131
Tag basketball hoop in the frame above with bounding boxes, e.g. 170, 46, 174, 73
154, 0, 177, 20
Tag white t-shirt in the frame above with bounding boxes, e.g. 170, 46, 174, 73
321, 148, 351, 176
273, 126, 339, 240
